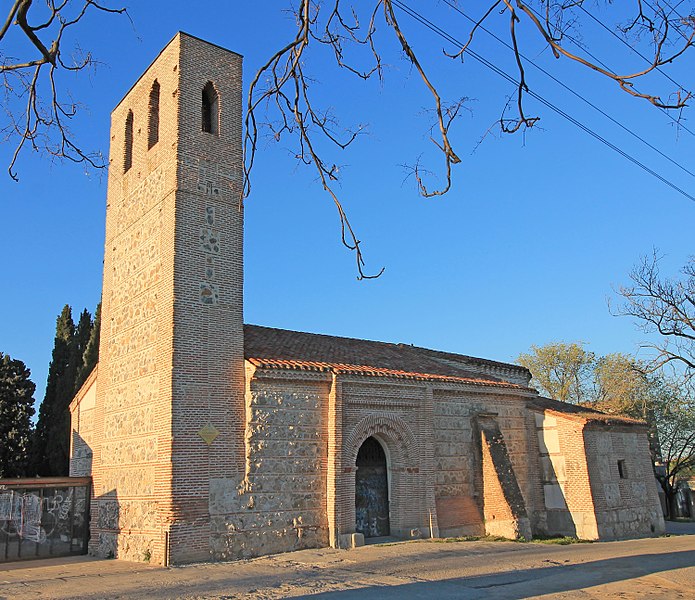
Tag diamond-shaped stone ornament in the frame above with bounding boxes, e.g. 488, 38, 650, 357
198, 424, 220, 445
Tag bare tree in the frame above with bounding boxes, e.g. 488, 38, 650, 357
2, 2, 693, 277
651, 378, 695, 517
617, 252, 695, 380
244, 1, 695, 277
1, 0, 126, 181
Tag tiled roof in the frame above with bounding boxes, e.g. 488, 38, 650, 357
529, 396, 647, 426
244, 324, 529, 389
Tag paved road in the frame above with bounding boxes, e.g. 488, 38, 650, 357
1, 530, 694, 599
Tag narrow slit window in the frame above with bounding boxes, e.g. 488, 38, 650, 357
124, 110, 134, 172
148, 80, 160, 149
202, 82, 219, 135
618, 460, 628, 479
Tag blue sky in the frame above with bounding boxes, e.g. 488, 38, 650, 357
1, 1, 693, 408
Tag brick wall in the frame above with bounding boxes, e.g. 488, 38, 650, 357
71, 31, 664, 565
337, 378, 436, 539
531, 410, 664, 540
433, 389, 537, 538
534, 411, 599, 539
90, 34, 181, 564
229, 372, 544, 548
85, 33, 245, 565
168, 33, 245, 565
70, 368, 98, 478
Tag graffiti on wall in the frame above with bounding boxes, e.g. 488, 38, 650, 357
0, 486, 85, 544
0, 488, 75, 543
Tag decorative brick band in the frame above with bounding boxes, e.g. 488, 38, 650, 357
344, 413, 419, 467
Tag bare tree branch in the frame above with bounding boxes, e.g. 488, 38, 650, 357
244, 1, 694, 278
616, 251, 695, 380
1, 0, 127, 181
518, 1, 694, 108
2, 1, 693, 279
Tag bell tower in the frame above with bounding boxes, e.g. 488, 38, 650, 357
91, 33, 245, 564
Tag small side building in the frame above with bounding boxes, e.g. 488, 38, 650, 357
529, 397, 664, 540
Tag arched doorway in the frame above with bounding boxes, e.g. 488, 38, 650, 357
355, 436, 390, 537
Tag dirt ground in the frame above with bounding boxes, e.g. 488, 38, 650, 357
1, 526, 694, 600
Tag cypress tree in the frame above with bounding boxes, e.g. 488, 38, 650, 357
77, 302, 100, 388
43, 308, 94, 474
0, 353, 36, 477
30, 305, 76, 476
30, 303, 100, 477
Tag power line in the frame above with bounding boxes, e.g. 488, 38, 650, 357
389, 0, 695, 203
645, 0, 694, 41
527, 3, 695, 138
661, 0, 689, 15
441, 0, 695, 178
577, 3, 693, 98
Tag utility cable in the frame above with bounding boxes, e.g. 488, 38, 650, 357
390, 0, 695, 203
578, 3, 693, 98
530, 3, 695, 138
441, 0, 695, 178
661, 0, 689, 15
644, 0, 694, 42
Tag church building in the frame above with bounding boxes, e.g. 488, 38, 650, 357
69, 33, 665, 565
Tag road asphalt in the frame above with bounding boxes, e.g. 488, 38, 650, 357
1, 522, 693, 599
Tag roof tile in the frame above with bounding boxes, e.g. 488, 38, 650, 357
244, 324, 528, 389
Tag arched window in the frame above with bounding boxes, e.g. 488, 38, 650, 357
124, 110, 134, 172
202, 82, 219, 135
148, 80, 160, 149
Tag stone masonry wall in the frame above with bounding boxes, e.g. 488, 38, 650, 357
70, 369, 97, 478
90, 35, 182, 564
208, 367, 330, 559
583, 426, 665, 539
433, 389, 484, 536
83, 33, 246, 565
433, 389, 537, 538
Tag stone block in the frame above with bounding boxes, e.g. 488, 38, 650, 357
543, 484, 568, 509
538, 428, 560, 454
604, 483, 621, 508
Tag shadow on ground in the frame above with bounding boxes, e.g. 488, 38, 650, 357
297, 549, 695, 599
666, 520, 695, 535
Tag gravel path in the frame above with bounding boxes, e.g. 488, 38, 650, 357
1, 532, 693, 599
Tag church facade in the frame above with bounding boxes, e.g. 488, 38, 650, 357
69, 33, 664, 565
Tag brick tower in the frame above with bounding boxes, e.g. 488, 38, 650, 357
89, 33, 244, 564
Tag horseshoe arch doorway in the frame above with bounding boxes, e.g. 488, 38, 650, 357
355, 436, 390, 537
